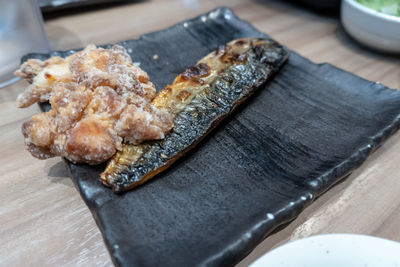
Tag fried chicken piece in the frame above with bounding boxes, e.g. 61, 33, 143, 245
86, 86, 126, 120
17, 45, 173, 165
22, 112, 56, 159
116, 98, 173, 144
65, 117, 118, 165
69, 45, 156, 101
14, 58, 44, 83
50, 82, 91, 133
15, 57, 73, 108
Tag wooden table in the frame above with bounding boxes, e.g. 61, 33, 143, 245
1, 0, 399, 266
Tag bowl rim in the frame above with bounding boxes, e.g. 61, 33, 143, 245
250, 233, 400, 267
344, 0, 400, 23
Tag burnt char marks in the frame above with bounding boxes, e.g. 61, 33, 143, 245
215, 39, 249, 64
253, 44, 265, 61
252, 39, 286, 65
181, 63, 211, 80
213, 39, 247, 57
220, 51, 247, 64
176, 90, 191, 102
174, 62, 211, 85
234, 39, 249, 47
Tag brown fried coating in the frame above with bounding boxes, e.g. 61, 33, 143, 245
17, 45, 173, 165
14, 58, 44, 83
68, 45, 156, 102
65, 118, 117, 165
116, 99, 173, 144
50, 82, 91, 133
22, 112, 56, 159
86, 86, 126, 120
15, 57, 73, 108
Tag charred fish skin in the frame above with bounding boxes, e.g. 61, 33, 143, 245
102, 38, 289, 192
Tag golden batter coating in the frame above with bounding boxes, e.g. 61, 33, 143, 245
64, 117, 118, 165
17, 45, 173, 165
22, 112, 56, 159
116, 99, 173, 144
15, 57, 73, 108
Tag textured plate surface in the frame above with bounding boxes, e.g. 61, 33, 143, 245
24, 7, 400, 267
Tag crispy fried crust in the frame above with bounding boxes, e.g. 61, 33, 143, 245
17, 45, 173, 165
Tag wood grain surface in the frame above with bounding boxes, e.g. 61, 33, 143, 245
0, 0, 399, 266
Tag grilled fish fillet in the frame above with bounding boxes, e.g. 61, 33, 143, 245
101, 37, 289, 192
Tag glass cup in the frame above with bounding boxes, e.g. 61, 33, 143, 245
0, 0, 50, 88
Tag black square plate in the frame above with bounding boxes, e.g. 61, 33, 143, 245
24, 7, 400, 267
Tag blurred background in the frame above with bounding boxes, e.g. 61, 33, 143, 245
1, 0, 398, 88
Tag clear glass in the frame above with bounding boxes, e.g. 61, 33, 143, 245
0, 0, 50, 88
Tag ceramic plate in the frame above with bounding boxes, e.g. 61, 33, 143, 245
23, 7, 400, 267
251, 234, 400, 267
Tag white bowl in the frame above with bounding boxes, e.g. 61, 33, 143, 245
341, 0, 400, 53
250, 234, 400, 267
